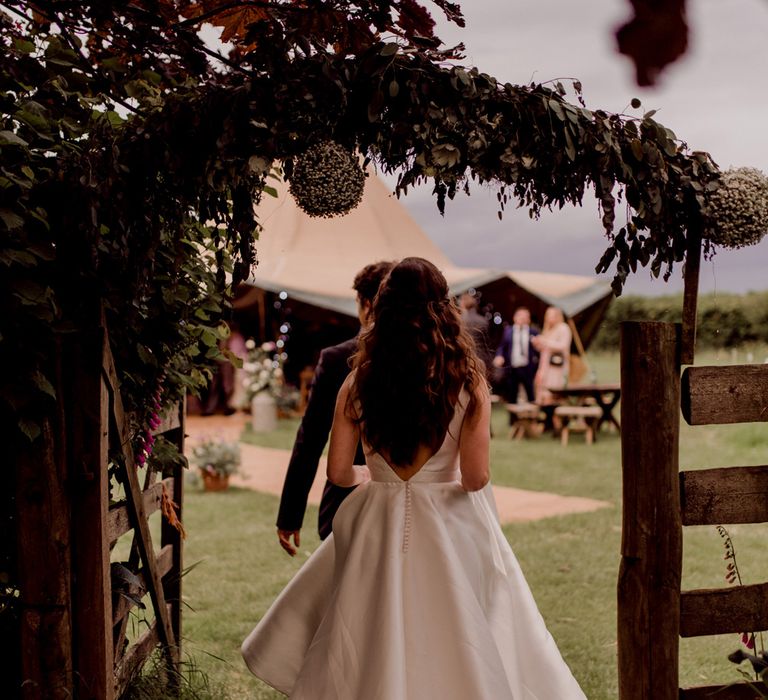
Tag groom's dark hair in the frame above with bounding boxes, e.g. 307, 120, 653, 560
352, 261, 393, 303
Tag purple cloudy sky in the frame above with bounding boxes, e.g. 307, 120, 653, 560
379, 0, 768, 296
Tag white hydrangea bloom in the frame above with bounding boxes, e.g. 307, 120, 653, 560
706, 167, 768, 249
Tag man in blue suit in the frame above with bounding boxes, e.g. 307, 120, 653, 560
493, 307, 539, 404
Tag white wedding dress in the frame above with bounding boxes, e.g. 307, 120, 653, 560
242, 391, 586, 699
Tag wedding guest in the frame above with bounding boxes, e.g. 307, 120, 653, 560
532, 306, 572, 423
492, 307, 539, 404
459, 292, 491, 372
275, 261, 393, 553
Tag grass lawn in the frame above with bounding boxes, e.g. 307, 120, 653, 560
169, 349, 768, 699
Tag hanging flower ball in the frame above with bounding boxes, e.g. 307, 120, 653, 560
704, 167, 768, 249
288, 141, 366, 218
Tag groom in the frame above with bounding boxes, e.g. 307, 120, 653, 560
276, 261, 393, 555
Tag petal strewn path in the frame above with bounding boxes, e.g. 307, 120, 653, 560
186, 414, 610, 524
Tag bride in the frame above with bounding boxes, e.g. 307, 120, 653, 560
242, 257, 586, 699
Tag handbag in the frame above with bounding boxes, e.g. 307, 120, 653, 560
549, 352, 565, 367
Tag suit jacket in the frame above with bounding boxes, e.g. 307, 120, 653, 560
276, 337, 365, 540
495, 325, 540, 372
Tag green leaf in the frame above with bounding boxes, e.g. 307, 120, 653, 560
12, 38, 36, 54
0, 209, 25, 230
32, 371, 56, 398
368, 90, 385, 122
201, 329, 218, 347
19, 419, 41, 442
564, 129, 576, 161
380, 43, 398, 57
0, 130, 29, 147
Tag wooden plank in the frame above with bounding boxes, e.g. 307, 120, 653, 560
681, 466, 768, 526
682, 365, 768, 425
618, 322, 682, 700
15, 415, 74, 700
680, 683, 767, 699
680, 582, 768, 637
101, 337, 178, 667
161, 396, 185, 678
108, 478, 174, 544
113, 467, 159, 661
69, 327, 114, 700
113, 622, 159, 699
680, 227, 702, 366
112, 545, 174, 626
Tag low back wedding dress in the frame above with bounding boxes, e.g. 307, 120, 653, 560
242, 389, 586, 699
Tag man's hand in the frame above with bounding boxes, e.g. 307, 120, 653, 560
277, 529, 301, 556
492, 355, 505, 368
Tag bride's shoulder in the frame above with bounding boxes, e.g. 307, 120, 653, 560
339, 371, 362, 419
459, 379, 491, 423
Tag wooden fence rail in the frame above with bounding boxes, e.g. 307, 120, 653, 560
618, 321, 768, 699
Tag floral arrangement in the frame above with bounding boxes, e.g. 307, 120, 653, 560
288, 140, 366, 218
190, 438, 241, 477
705, 167, 768, 249
243, 339, 284, 403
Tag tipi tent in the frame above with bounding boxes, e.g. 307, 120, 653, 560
234, 174, 612, 371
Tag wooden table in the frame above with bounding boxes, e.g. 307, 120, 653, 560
547, 383, 622, 433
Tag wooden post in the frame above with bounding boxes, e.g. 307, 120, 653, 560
618, 322, 682, 700
15, 417, 74, 700
68, 328, 114, 700
161, 398, 185, 679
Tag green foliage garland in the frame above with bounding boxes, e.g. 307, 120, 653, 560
1, 0, 725, 447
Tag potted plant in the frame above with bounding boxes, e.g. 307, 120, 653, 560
190, 438, 241, 491
243, 340, 284, 432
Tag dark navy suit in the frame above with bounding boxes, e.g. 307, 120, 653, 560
495, 325, 540, 403
276, 337, 364, 540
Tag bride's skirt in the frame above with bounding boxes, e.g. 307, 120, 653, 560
242, 482, 586, 699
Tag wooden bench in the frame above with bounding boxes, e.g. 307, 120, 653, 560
554, 405, 602, 445
505, 403, 542, 440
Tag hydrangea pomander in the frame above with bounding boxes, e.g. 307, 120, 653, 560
288, 141, 366, 218
705, 167, 768, 249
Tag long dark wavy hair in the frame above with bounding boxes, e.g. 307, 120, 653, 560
349, 257, 487, 468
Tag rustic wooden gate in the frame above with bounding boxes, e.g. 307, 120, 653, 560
16, 320, 184, 699
618, 237, 768, 699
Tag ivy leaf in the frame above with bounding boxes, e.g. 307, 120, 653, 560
564, 129, 576, 162
380, 43, 399, 57
368, 89, 385, 122
18, 418, 41, 442
32, 370, 56, 399
0, 209, 25, 230
0, 130, 29, 147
